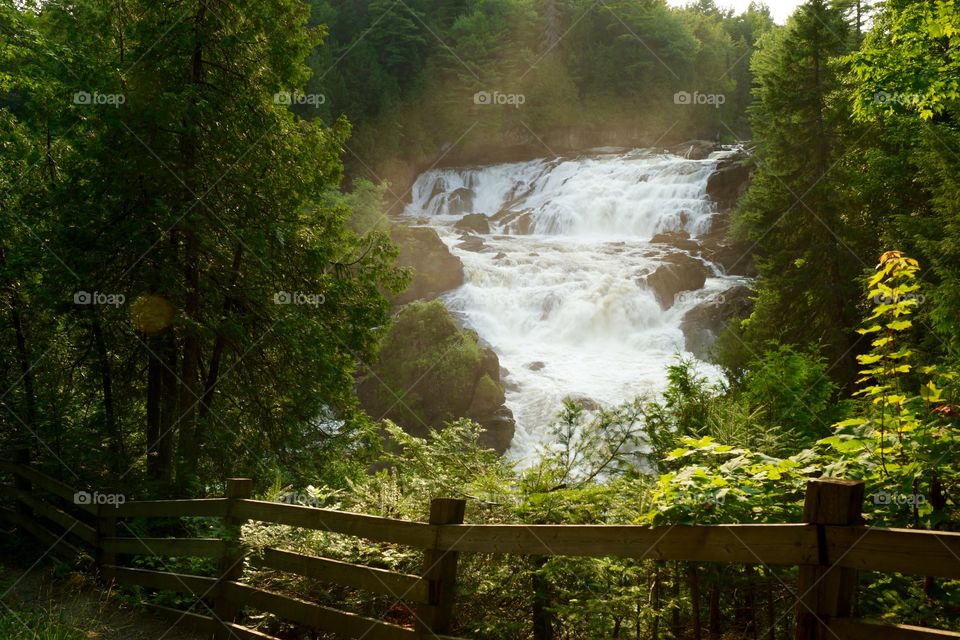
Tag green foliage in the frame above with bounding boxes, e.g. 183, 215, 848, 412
914, 130, 960, 356
0, 0, 406, 489
358, 300, 503, 434
337, 178, 392, 235
308, 0, 774, 179
820, 251, 960, 528
731, 0, 869, 382
849, 0, 960, 121
741, 345, 840, 442
0, 608, 85, 640
648, 435, 814, 525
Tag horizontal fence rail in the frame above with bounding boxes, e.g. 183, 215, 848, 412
827, 526, 960, 579
249, 548, 431, 604
0, 463, 958, 640
234, 499, 437, 547
435, 522, 820, 564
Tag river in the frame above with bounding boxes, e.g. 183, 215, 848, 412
403, 147, 745, 463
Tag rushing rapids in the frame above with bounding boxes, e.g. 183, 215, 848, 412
403, 147, 747, 462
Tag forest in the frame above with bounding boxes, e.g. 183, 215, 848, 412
0, 0, 958, 638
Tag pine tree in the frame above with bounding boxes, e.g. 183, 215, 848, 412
3, 0, 405, 489
730, 0, 865, 383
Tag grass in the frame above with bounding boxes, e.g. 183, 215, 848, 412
0, 606, 86, 640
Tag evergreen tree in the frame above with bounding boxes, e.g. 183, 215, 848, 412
730, 0, 867, 383
2, 0, 405, 490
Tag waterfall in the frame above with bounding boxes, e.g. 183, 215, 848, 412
404, 148, 741, 463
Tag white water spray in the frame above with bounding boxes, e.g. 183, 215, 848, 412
404, 148, 742, 463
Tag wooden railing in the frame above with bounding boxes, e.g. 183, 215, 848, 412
0, 462, 958, 640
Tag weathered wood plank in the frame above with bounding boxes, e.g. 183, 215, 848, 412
13, 489, 97, 546
142, 602, 284, 640
233, 500, 436, 548
829, 618, 960, 640
1, 507, 93, 565
100, 536, 227, 557
113, 498, 229, 518
795, 478, 864, 640
140, 602, 216, 633
0, 463, 95, 514
218, 623, 283, 640
251, 548, 428, 603
828, 526, 960, 579
214, 478, 254, 640
417, 498, 466, 636
221, 581, 418, 640
435, 523, 818, 565
101, 565, 218, 597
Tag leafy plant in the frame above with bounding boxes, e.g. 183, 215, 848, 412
821, 251, 959, 529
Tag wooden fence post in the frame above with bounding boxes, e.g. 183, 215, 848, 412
213, 478, 252, 640
417, 498, 466, 637
795, 477, 864, 640
96, 502, 117, 573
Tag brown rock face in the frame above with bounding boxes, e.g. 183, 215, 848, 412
650, 230, 700, 253
706, 154, 753, 212
667, 139, 720, 160
680, 284, 754, 360
455, 213, 491, 234
391, 225, 464, 306
643, 253, 710, 309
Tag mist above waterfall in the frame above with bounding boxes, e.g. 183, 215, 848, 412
404, 148, 746, 463
409, 148, 725, 238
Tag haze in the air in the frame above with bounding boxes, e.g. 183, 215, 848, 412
668, 0, 803, 23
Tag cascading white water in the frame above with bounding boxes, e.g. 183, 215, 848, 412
404, 147, 742, 463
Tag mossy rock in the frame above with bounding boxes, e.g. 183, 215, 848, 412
468, 373, 505, 416
391, 225, 464, 305
357, 300, 515, 452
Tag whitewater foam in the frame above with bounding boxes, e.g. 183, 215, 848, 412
404, 148, 741, 463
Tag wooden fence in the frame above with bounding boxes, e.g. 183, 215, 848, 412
0, 462, 958, 640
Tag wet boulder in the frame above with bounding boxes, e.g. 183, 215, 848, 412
668, 140, 719, 160
448, 187, 474, 215
455, 213, 490, 234
700, 241, 757, 277
643, 253, 710, 309
698, 221, 756, 277
391, 225, 464, 305
650, 230, 700, 253
491, 209, 533, 234
564, 394, 601, 412
680, 284, 753, 360
707, 156, 753, 211
456, 235, 487, 252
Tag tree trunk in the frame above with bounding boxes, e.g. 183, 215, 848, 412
532, 556, 554, 640
2, 244, 38, 456
91, 315, 121, 473
157, 332, 178, 485
146, 332, 163, 481
671, 563, 681, 639
176, 0, 208, 489
651, 563, 662, 640
196, 244, 242, 474
765, 569, 775, 640
689, 563, 702, 640
707, 572, 720, 639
